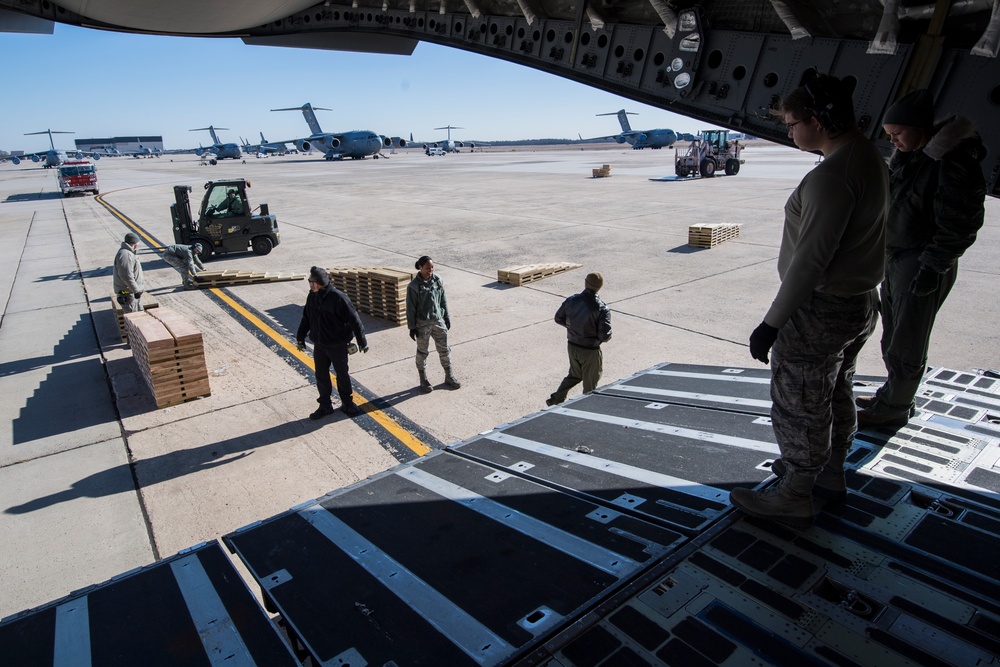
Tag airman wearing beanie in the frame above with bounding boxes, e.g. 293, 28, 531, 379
585, 272, 604, 292
883, 89, 934, 129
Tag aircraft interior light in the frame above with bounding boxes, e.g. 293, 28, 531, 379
673, 72, 691, 89
670, 57, 684, 71
678, 11, 697, 31
679, 34, 700, 51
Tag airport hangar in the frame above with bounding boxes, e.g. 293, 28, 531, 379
3, 2, 1000, 667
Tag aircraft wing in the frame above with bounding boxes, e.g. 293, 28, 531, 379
578, 133, 624, 143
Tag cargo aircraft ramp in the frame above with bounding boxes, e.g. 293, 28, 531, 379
4, 363, 1000, 666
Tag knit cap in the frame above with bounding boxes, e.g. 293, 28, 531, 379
585, 272, 604, 292
883, 89, 934, 129
124, 232, 140, 245
310, 266, 330, 287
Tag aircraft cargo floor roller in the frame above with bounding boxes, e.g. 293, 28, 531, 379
5, 364, 1000, 665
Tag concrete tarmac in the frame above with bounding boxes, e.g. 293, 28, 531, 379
1, 145, 998, 619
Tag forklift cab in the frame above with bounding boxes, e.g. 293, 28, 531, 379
203, 183, 248, 223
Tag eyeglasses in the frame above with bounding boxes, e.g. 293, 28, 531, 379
308, 279, 318, 284
786, 117, 812, 130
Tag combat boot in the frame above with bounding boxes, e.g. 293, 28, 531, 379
729, 471, 816, 529
771, 456, 847, 503
854, 394, 879, 409
857, 400, 912, 428
418, 369, 433, 393
444, 371, 462, 389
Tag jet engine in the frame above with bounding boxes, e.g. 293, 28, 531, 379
296, 139, 313, 153
31, 154, 41, 163
615, 135, 628, 144
92, 153, 102, 160
11, 157, 21, 165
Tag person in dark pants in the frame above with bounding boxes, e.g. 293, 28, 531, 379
730, 74, 888, 528
296, 266, 368, 418
857, 89, 987, 427
546, 272, 612, 406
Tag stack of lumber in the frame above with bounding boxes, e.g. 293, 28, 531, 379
111, 291, 159, 343
688, 223, 741, 249
591, 164, 612, 178
326, 267, 414, 325
192, 269, 307, 288
123, 307, 211, 408
497, 262, 582, 286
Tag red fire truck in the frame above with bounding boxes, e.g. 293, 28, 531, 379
57, 160, 99, 196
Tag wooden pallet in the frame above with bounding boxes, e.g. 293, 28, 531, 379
123, 307, 211, 408
111, 291, 159, 343
497, 262, 582, 286
592, 164, 612, 178
326, 267, 413, 325
688, 223, 742, 249
192, 270, 307, 288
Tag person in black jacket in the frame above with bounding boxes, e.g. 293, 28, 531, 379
858, 90, 987, 427
296, 266, 368, 418
546, 272, 612, 406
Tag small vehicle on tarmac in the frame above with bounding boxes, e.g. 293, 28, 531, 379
57, 160, 99, 196
170, 179, 280, 258
675, 129, 744, 178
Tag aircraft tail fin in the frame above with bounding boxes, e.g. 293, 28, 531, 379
271, 103, 332, 137
596, 110, 636, 133
190, 126, 229, 145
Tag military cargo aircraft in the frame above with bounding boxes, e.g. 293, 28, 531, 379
190, 126, 242, 160
585, 110, 692, 150
270, 103, 405, 160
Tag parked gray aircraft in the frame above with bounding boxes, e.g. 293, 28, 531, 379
191, 126, 242, 160
585, 110, 693, 149
422, 125, 477, 153
270, 103, 405, 160
241, 132, 286, 157
8, 129, 100, 168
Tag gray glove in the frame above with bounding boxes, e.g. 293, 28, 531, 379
296, 340, 306, 352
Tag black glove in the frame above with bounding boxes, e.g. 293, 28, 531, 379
409, 328, 418, 341
444, 317, 451, 330
910, 266, 941, 297
749, 321, 779, 364
361, 346, 369, 354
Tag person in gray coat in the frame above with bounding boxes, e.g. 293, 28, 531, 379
113, 232, 145, 313
162, 243, 206, 289
546, 272, 612, 406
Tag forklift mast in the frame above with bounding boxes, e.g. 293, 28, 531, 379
170, 185, 195, 245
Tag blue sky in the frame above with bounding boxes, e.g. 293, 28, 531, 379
1, 24, 710, 152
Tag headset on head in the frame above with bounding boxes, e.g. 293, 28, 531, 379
803, 75, 856, 135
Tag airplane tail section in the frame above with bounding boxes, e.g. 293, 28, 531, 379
596, 110, 636, 133
190, 126, 229, 145
271, 103, 333, 137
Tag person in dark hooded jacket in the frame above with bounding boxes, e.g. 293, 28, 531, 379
858, 89, 987, 426
296, 266, 368, 418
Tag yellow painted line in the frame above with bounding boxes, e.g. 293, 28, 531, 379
96, 194, 166, 250
212, 288, 432, 457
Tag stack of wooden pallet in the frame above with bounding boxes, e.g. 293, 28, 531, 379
111, 292, 159, 343
592, 164, 612, 178
192, 269, 307, 288
326, 267, 414, 325
688, 223, 742, 249
123, 307, 211, 408
497, 262, 582, 286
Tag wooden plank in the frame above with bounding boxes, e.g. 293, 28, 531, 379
497, 262, 582, 286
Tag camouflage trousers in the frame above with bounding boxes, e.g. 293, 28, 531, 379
877, 254, 957, 409
770, 290, 879, 476
415, 320, 453, 372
